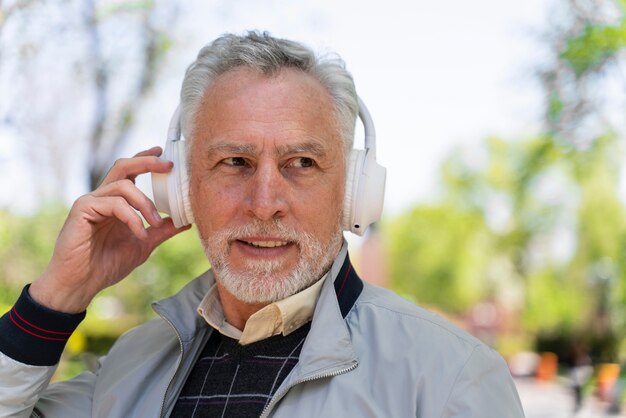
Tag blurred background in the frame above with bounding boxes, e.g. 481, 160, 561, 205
2, 0, 626, 415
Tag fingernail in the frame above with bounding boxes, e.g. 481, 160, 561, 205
153, 210, 162, 223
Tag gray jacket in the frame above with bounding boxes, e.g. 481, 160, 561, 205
0, 246, 524, 417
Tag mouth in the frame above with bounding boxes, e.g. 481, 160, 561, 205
239, 239, 290, 248
232, 238, 295, 259
239, 240, 289, 248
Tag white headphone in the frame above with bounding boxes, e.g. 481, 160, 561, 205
151, 96, 386, 236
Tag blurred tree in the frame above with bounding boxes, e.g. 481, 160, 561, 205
0, 206, 65, 311
536, 0, 626, 357
386, 135, 571, 319
0, 0, 178, 198
387, 205, 492, 314
539, 0, 626, 146
386, 132, 626, 357
385, 0, 626, 360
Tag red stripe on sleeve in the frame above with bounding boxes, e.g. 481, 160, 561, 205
12, 307, 72, 335
9, 310, 69, 341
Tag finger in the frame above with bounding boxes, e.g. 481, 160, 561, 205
134, 146, 163, 158
146, 218, 192, 249
80, 195, 149, 240
101, 154, 174, 185
91, 179, 163, 227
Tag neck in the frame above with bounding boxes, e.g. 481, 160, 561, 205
215, 281, 269, 330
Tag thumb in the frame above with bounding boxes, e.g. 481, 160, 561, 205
146, 218, 192, 249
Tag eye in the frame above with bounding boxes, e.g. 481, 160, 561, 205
223, 157, 247, 167
288, 157, 315, 168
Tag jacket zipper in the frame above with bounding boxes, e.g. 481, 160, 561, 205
259, 361, 358, 418
157, 311, 185, 418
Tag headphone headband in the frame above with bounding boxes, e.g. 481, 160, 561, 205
167, 105, 182, 143
358, 96, 377, 155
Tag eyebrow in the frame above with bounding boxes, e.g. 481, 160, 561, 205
205, 142, 257, 155
275, 141, 327, 158
206, 140, 329, 158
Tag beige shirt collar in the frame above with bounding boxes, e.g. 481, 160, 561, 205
197, 273, 327, 345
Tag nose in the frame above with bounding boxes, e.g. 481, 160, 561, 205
247, 163, 288, 221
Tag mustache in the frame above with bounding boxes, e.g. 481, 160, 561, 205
217, 219, 310, 244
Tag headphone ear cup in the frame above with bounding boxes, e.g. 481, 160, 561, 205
342, 149, 364, 233
342, 148, 386, 236
177, 144, 194, 226
152, 140, 194, 228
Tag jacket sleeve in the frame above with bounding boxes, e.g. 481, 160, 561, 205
0, 353, 57, 418
0, 286, 88, 418
440, 345, 525, 418
29, 368, 99, 418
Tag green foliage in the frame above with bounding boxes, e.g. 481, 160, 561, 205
553, 3, 626, 79
98, 0, 155, 18
561, 22, 626, 77
0, 207, 66, 306
387, 205, 491, 314
386, 132, 626, 358
548, 91, 564, 123
523, 268, 590, 334
113, 225, 210, 319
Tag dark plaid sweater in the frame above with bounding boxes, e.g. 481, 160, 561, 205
170, 323, 311, 417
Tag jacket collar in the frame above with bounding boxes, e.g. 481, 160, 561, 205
152, 240, 363, 351
333, 250, 364, 319
283, 242, 362, 380
152, 269, 215, 343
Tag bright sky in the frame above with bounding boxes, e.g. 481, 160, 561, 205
0, 0, 550, 222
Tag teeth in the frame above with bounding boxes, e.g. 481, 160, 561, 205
246, 240, 288, 248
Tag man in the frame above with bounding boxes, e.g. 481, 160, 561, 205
0, 32, 524, 417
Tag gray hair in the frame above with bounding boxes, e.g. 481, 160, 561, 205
180, 31, 358, 153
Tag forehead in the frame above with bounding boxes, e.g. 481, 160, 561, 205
191, 67, 341, 152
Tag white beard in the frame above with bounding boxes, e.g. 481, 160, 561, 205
201, 218, 343, 304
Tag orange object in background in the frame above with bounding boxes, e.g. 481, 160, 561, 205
536, 352, 558, 381
596, 363, 620, 402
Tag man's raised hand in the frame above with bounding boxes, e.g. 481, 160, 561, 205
29, 147, 190, 313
